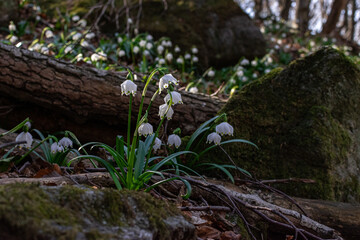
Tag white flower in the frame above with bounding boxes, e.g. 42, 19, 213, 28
252, 73, 257, 78
191, 47, 198, 54
9, 21, 16, 32
138, 123, 153, 136
192, 56, 199, 62
16, 132, 33, 148
189, 87, 198, 94
134, 28, 139, 35
85, 32, 95, 39
207, 70, 215, 77
146, 35, 153, 41
75, 53, 83, 62
161, 40, 167, 46
236, 70, 244, 77
24, 122, 31, 129
59, 137, 73, 148
146, 42, 153, 49
29, 43, 41, 51
64, 46, 72, 54
251, 60, 257, 66
40, 46, 49, 54
78, 19, 87, 28
118, 50, 126, 57
176, 57, 184, 64
143, 50, 150, 56
206, 132, 221, 145
216, 122, 234, 136
121, 80, 137, 96
80, 40, 89, 48
91, 52, 107, 61
166, 53, 173, 61
72, 33, 82, 41
241, 76, 248, 82
159, 74, 178, 92
9, 36, 18, 44
127, 18, 133, 24
240, 59, 249, 65
117, 37, 123, 43
265, 69, 271, 74
139, 40, 146, 47
184, 53, 191, 59
157, 45, 164, 54
133, 46, 140, 54
158, 58, 165, 65
45, 30, 54, 38
164, 91, 183, 105
72, 15, 80, 22
168, 134, 181, 148
159, 104, 174, 120
153, 137, 162, 152
165, 40, 172, 47
51, 142, 64, 153
174, 46, 181, 52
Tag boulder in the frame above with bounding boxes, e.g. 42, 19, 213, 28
216, 47, 360, 202
0, 184, 196, 240
139, 0, 266, 67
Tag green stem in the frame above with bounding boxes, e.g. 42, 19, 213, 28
17, 136, 56, 164
127, 94, 132, 159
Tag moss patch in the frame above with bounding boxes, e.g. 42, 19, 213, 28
0, 184, 194, 240
203, 47, 360, 202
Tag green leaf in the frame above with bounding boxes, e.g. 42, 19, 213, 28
198, 163, 235, 183
199, 139, 258, 158
0, 118, 29, 138
151, 151, 198, 172
134, 140, 146, 179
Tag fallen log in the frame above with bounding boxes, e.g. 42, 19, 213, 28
0, 43, 225, 144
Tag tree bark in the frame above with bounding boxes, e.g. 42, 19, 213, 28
322, 0, 348, 34
0, 43, 225, 144
280, 0, 292, 21
254, 0, 263, 19
295, 0, 311, 36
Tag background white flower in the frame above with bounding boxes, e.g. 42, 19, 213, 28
58, 137, 73, 148
51, 142, 64, 153
207, 70, 215, 77
118, 50, 126, 57
189, 87, 198, 94
121, 80, 137, 96
138, 123, 153, 136
168, 134, 181, 148
207, 132, 221, 145
133, 46, 140, 54
216, 122, 234, 136
45, 30, 54, 38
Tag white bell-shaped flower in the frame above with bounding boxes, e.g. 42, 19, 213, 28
192, 56, 199, 62
159, 74, 178, 92
72, 33, 82, 41
206, 132, 221, 145
51, 142, 64, 153
184, 53, 191, 59
118, 50, 126, 57
189, 87, 198, 94
153, 137, 162, 152
139, 40, 146, 47
146, 42, 153, 50
138, 123, 153, 136
133, 46, 140, 54
207, 70, 215, 77
9, 21, 16, 32
45, 30, 54, 38
167, 134, 181, 148
157, 45, 164, 54
164, 91, 183, 105
121, 80, 137, 96
59, 137, 73, 148
15, 132, 33, 149
215, 122, 234, 136
166, 53, 173, 62
159, 104, 174, 120
176, 58, 183, 64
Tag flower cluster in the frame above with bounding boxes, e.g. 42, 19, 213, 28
207, 122, 234, 145
51, 137, 73, 153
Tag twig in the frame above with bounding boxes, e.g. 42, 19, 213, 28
260, 178, 316, 184
180, 206, 231, 212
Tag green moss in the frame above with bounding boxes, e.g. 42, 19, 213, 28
0, 184, 186, 239
199, 47, 360, 202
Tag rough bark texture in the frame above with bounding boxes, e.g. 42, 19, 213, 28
296, 0, 311, 35
322, 0, 348, 34
0, 43, 224, 144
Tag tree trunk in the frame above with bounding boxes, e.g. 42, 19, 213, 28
280, 0, 292, 21
350, 0, 357, 40
295, 0, 311, 36
322, 0, 348, 34
0, 43, 225, 144
254, 0, 263, 19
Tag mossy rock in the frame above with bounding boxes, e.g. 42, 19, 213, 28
210, 47, 360, 202
0, 184, 195, 240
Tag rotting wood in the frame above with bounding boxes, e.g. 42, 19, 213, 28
0, 43, 225, 144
